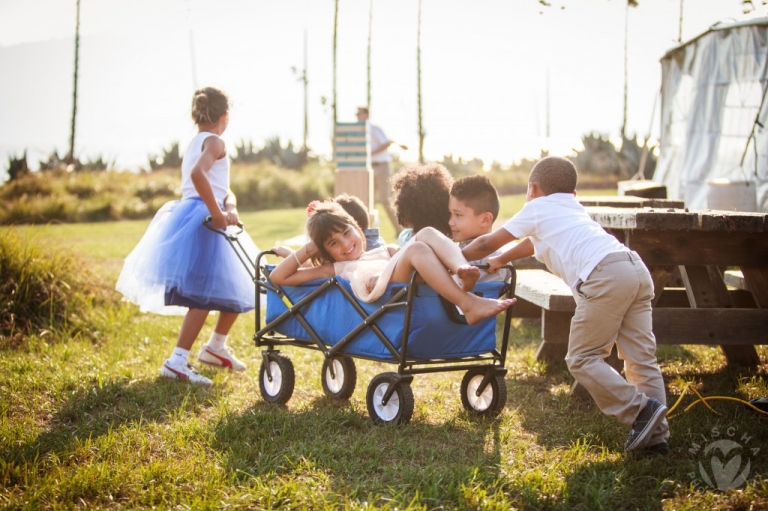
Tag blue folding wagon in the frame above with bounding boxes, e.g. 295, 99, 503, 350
211, 221, 517, 425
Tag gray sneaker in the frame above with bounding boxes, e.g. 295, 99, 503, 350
624, 398, 668, 451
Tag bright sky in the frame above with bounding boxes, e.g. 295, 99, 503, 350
0, 0, 755, 175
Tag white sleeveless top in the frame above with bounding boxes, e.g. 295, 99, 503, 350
180, 132, 230, 204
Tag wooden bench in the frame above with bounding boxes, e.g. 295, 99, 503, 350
513, 269, 622, 397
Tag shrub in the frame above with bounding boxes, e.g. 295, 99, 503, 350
6, 152, 29, 181
0, 230, 106, 347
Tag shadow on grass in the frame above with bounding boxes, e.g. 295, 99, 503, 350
210, 395, 504, 505
2, 377, 224, 464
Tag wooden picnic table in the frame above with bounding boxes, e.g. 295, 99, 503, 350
585, 206, 768, 367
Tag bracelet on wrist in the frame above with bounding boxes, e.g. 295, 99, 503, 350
292, 251, 302, 266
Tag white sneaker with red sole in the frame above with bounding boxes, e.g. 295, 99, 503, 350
159, 361, 212, 386
196, 344, 247, 371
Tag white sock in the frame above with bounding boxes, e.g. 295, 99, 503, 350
207, 332, 227, 351
169, 347, 190, 365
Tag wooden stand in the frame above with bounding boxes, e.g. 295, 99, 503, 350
333, 122, 377, 226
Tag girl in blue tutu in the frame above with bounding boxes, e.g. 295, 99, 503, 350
116, 86, 258, 386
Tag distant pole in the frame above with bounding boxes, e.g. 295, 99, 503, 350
621, 0, 629, 140
546, 67, 550, 139
417, 0, 425, 163
303, 29, 309, 150
678, 0, 684, 42
332, 0, 338, 155
186, 0, 198, 89
189, 32, 198, 90
68, 0, 81, 164
367, 0, 373, 109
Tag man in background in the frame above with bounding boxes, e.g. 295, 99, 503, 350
356, 106, 407, 232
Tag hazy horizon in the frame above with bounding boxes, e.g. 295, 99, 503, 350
0, 0, 757, 179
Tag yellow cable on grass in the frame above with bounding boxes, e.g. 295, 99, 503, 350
666, 382, 768, 420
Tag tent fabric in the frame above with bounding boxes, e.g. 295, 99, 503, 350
654, 17, 768, 212
265, 277, 502, 361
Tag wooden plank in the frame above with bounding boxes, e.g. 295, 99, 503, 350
652, 308, 768, 347
542, 310, 573, 344
620, 230, 768, 267
586, 207, 699, 230
654, 288, 756, 308
724, 270, 747, 291
509, 297, 542, 318
648, 265, 674, 306
741, 267, 768, 309
679, 265, 759, 367
698, 212, 767, 233
578, 196, 684, 209
514, 270, 575, 311
679, 266, 732, 309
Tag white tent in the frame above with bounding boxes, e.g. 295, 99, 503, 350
654, 14, 768, 212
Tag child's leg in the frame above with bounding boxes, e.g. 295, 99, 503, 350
567, 258, 648, 427
176, 308, 209, 350
198, 311, 246, 370
412, 227, 480, 291
213, 312, 238, 337
391, 241, 515, 325
616, 260, 669, 445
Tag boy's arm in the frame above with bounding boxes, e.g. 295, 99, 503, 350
462, 228, 517, 261
486, 238, 534, 273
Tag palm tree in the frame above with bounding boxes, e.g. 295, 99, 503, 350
621, 0, 638, 140
417, 0, 425, 163
332, 0, 339, 157
68, 0, 81, 165
367, 0, 373, 109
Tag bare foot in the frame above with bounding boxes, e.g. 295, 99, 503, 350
456, 265, 481, 292
463, 297, 516, 325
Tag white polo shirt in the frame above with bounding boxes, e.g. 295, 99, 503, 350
503, 193, 628, 291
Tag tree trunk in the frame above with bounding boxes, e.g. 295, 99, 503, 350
332, 0, 339, 157
367, 0, 373, 109
417, 0, 425, 163
68, 0, 81, 165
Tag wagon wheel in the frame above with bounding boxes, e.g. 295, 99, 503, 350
366, 372, 414, 425
258, 352, 295, 404
460, 368, 506, 417
321, 356, 357, 400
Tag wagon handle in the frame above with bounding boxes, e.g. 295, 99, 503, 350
203, 216, 244, 240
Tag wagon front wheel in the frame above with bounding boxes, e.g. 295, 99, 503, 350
460, 368, 506, 417
259, 352, 295, 404
366, 372, 414, 425
321, 356, 357, 400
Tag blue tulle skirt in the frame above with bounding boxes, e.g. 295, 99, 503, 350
116, 198, 259, 315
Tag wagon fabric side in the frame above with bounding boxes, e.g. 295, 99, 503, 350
264, 277, 503, 361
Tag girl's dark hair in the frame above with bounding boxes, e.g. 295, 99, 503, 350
391, 163, 453, 237
306, 201, 366, 264
191, 87, 230, 125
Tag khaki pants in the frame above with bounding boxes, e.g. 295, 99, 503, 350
567, 251, 669, 444
372, 161, 399, 230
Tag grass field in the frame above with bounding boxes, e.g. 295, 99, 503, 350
1, 192, 767, 509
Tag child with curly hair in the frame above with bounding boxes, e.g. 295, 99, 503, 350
391, 163, 454, 245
